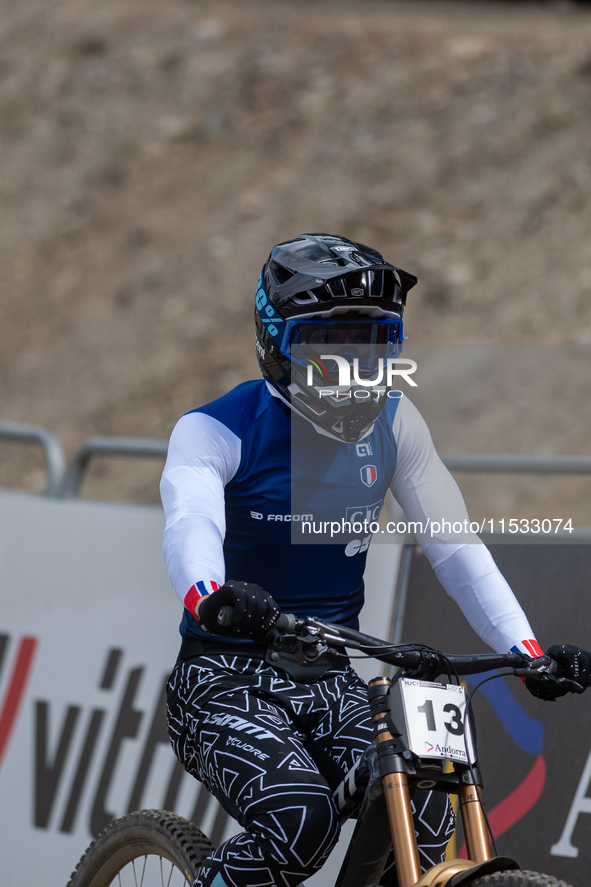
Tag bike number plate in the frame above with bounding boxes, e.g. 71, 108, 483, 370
399, 678, 476, 764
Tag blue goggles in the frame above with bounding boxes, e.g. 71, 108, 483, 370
281, 317, 404, 367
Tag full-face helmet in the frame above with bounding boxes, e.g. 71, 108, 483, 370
255, 233, 417, 442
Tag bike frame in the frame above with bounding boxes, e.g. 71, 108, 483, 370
214, 608, 565, 887
334, 674, 518, 887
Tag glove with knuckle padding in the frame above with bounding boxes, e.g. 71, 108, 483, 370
197, 580, 281, 639
524, 644, 591, 701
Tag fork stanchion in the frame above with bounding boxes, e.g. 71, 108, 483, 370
368, 677, 422, 887
458, 785, 493, 863
382, 772, 422, 887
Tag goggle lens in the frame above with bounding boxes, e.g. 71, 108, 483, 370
285, 318, 402, 355
297, 322, 392, 347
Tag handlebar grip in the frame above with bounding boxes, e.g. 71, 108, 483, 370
217, 605, 233, 627
276, 612, 297, 633
545, 655, 559, 675
216, 606, 296, 633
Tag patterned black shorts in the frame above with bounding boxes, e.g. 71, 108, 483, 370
167, 650, 455, 887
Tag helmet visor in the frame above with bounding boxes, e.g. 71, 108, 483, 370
283, 317, 403, 384
285, 316, 402, 352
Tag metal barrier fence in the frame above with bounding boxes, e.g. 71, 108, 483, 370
2, 423, 591, 505
0, 421, 66, 498
442, 454, 591, 475
60, 437, 168, 499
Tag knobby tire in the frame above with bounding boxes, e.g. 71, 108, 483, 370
67, 809, 214, 887
67, 813, 576, 887
470, 871, 573, 887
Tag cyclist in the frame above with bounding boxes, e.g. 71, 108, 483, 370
162, 233, 590, 887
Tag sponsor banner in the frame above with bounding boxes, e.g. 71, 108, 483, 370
401, 544, 591, 884
0, 490, 241, 887
0, 489, 400, 886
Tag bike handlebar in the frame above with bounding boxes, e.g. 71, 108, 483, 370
215, 605, 556, 677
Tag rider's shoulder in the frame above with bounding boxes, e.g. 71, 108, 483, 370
184, 379, 272, 439
376, 395, 432, 450
373, 390, 406, 435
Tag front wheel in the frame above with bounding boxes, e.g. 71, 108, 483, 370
67, 809, 215, 887
471, 871, 573, 887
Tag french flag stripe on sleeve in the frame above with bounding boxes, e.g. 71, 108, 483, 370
510, 639, 544, 657
183, 580, 221, 615
523, 639, 544, 657
184, 585, 200, 614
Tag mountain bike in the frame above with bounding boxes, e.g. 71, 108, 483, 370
67, 612, 582, 887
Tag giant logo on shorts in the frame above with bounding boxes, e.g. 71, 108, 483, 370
360, 465, 377, 487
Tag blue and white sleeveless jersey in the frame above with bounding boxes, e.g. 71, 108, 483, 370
161, 380, 538, 654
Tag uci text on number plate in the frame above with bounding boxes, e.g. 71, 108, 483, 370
400, 678, 476, 764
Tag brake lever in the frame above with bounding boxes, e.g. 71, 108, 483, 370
514, 654, 585, 694
554, 677, 585, 693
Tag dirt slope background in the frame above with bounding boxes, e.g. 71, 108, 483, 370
1, 0, 591, 512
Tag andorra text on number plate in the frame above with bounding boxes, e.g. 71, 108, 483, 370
399, 678, 476, 764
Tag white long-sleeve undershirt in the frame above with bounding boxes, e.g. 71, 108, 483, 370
390, 397, 535, 652
161, 393, 537, 654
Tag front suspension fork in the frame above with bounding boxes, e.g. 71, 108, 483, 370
458, 783, 492, 863
368, 677, 492, 887
369, 677, 422, 887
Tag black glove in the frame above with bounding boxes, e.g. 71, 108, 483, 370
197, 580, 281, 640
524, 644, 591, 701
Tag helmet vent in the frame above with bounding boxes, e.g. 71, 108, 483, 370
325, 279, 347, 299
318, 257, 346, 266
369, 270, 384, 298
274, 263, 295, 285
292, 290, 319, 306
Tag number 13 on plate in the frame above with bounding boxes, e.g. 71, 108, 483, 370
399, 678, 477, 764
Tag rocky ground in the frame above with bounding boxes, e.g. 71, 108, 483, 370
1, 0, 590, 518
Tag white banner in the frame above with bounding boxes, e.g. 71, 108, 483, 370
0, 489, 401, 886
0, 490, 243, 885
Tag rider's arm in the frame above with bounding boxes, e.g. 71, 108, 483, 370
390, 396, 540, 656
160, 411, 241, 616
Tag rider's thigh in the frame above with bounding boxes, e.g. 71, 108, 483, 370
167, 657, 341, 875
305, 666, 374, 776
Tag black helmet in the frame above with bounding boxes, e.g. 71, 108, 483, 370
255, 233, 417, 442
